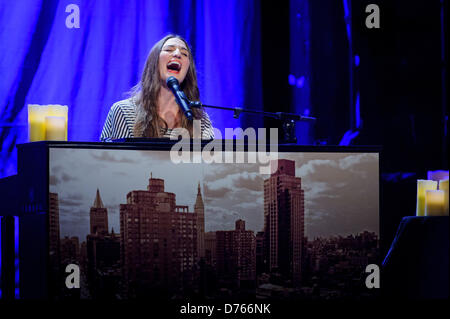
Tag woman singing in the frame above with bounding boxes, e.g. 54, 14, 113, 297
101, 34, 214, 141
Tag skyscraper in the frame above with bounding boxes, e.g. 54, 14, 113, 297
205, 231, 217, 267
195, 182, 205, 259
90, 189, 108, 235
86, 189, 120, 298
120, 174, 205, 296
263, 159, 304, 286
49, 192, 61, 298
216, 219, 256, 288
49, 192, 61, 264
60, 236, 80, 264
255, 231, 265, 275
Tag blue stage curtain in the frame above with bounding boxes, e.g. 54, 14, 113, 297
0, 0, 262, 178
290, 0, 313, 144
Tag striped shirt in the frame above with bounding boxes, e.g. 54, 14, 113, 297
100, 98, 215, 141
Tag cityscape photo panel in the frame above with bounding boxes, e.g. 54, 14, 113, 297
49, 148, 379, 300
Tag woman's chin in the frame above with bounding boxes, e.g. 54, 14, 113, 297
161, 72, 186, 86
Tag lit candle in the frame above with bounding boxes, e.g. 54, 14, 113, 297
45, 116, 66, 140
439, 179, 449, 215
425, 190, 445, 216
28, 104, 47, 141
416, 180, 438, 216
47, 105, 68, 140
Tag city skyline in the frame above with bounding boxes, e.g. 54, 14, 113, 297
51, 164, 379, 298
49, 149, 379, 241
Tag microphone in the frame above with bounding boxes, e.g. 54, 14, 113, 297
189, 101, 202, 108
166, 76, 193, 121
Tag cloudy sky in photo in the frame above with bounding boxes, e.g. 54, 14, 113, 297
50, 149, 379, 242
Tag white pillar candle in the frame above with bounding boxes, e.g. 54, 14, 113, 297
416, 180, 438, 216
439, 179, 449, 215
28, 104, 69, 141
47, 104, 68, 140
45, 116, 66, 141
425, 190, 445, 216
28, 104, 47, 141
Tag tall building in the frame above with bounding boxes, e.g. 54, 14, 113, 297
49, 192, 61, 265
120, 174, 205, 296
216, 219, 256, 288
60, 236, 80, 264
195, 182, 205, 259
263, 159, 304, 286
86, 231, 120, 271
86, 189, 120, 298
205, 231, 217, 267
255, 231, 265, 275
48, 192, 61, 297
90, 189, 108, 235
80, 241, 87, 271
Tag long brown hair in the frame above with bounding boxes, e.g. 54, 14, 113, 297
132, 34, 203, 137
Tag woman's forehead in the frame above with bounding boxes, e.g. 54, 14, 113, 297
163, 38, 188, 50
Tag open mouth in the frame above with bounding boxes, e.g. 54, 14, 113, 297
167, 60, 182, 74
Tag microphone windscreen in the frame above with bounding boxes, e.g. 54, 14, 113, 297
166, 76, 179, 87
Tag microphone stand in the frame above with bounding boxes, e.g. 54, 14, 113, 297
190, 101, 317, 144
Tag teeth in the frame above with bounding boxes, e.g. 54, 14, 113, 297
167, 61, 181, 70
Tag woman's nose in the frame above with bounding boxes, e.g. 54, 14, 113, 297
172, 48, 182, 57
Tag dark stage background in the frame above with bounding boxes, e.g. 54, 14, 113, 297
261, 0, 448, 257
0, 0, 448, 261
262, 0, 447, 173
